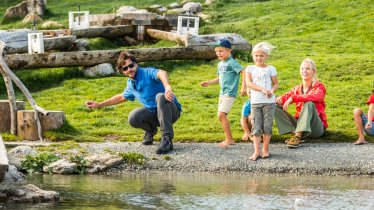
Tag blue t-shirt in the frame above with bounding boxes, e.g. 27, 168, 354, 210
122, 67, 182, 113
217, 57, 243, 97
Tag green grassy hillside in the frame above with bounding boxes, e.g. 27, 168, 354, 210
0, 0, 373, 143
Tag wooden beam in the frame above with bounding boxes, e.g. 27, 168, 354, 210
5, 47, 219, 70
45, 25, 134, 38
186, 33, 251, 50
146, 29, 186, 46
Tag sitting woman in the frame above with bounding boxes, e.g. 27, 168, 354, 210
274, 58, 328, 148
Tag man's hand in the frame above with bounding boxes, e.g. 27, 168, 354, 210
164, 86, 175, 102
85, 100, 101, 109
283, 97, 293, 111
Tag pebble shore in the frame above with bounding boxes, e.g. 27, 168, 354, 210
81, 141, 374, 176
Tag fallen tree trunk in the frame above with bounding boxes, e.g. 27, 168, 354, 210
5, 47, 224, 70
146, 29, 186, 45
46, 25, 134, 38
6, 35, 76, 54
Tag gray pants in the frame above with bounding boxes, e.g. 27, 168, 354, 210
274, 102, 325, 138
251, 103, 275, 136
128, 93, 181, 138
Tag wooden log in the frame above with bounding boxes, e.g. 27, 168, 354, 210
64, 25, 134, 38
0, 100, 25, 133
146, 29, 186, 45
5, 47, 222, 70
17, 110, 65, 141
6, 35, 76, 54
0, 135, 9, 183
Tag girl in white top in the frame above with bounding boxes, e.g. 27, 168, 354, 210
245, 42, 279, 161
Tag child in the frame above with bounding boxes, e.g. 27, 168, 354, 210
245, 42, 278, 160
353, 86, 374, 145
240, 81, 253, 141
200, 39, 244, 148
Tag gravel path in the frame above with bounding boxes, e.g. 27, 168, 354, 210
80, 142, 374, 176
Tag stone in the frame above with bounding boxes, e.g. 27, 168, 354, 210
2, 165, 25, 183
85, 154, 123, 173
0, 184, 59, 203
27, 0, 46, 17
22, 12, 43, 23
3, 1, 28, 20
43, 159, 76, 174
183, 2, 202, 14
116, 6, 138, 16
74, 39, 90, 50
123, 36, 138, 46
41, 20, 63, 29
83, 63, 115, 77
205, 0, 216, 5
167, 8, 187, 14
7, 146, 37, 170
169, 3, 181, 9
89, 14, 116, 26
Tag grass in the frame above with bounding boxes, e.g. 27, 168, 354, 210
0, 0, 373, 143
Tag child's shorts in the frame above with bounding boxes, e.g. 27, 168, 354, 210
218, 96, 236, 114
242, 99, 251, 117
362, 114, 374, 136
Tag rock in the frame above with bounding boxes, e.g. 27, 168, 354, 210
41, 20, 63, 29
197, 12, 210, 22
43, 159, 76, 174
3, 0, 46, 20
3, 1, 28, 20
123, 36, 138, 46
83, 63, 115, 77
2, 165, 25, 183
169, 3, 181, 9
167, 8, 187, 15
74, 39, 90, 50
89, 14, 116, 26
205, 0, 216, 5
0, 184, 59, 203
7, 146, 37, 170
183, 2, 202, 13
22, 12, 43, 24
116, 6, 138, 16
27, 0, 47, 17
85, 154, 123, 173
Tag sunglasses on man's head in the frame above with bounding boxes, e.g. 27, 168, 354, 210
120, 63, 135, 72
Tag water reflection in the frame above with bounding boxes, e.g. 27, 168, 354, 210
2, 173, 374, 209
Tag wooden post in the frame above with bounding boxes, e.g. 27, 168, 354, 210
0, 100, 25, 133
0, 41, 48, 141
17, 110, 65, 141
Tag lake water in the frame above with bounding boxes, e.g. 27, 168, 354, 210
2, 173, 374, 209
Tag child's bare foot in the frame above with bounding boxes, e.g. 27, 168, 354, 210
242, 134, 254, 141
354, 139, 368, 145
261, 152, 271, 159
218, 140, 235, 148
249, 153, 261, 161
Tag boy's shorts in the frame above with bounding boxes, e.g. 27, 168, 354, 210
218, 96, 236, 114
242, 99, 251, 117
362, 114, 374, 136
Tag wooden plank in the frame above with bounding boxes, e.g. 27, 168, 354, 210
65, 25, 134, 38
0, 135, 9, 183
5, 47, 219, 70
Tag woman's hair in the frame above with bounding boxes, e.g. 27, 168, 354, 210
116, 52, 137, 72
252, 42, 276, 55
301, 58, 317, 79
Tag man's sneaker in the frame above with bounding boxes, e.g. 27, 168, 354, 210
156, 136, 173, 154
286, 135, 302, 148
142, 127, 157, 145
285, 137, 305, 144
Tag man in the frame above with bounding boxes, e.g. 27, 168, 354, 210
85, 52, 182, 154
